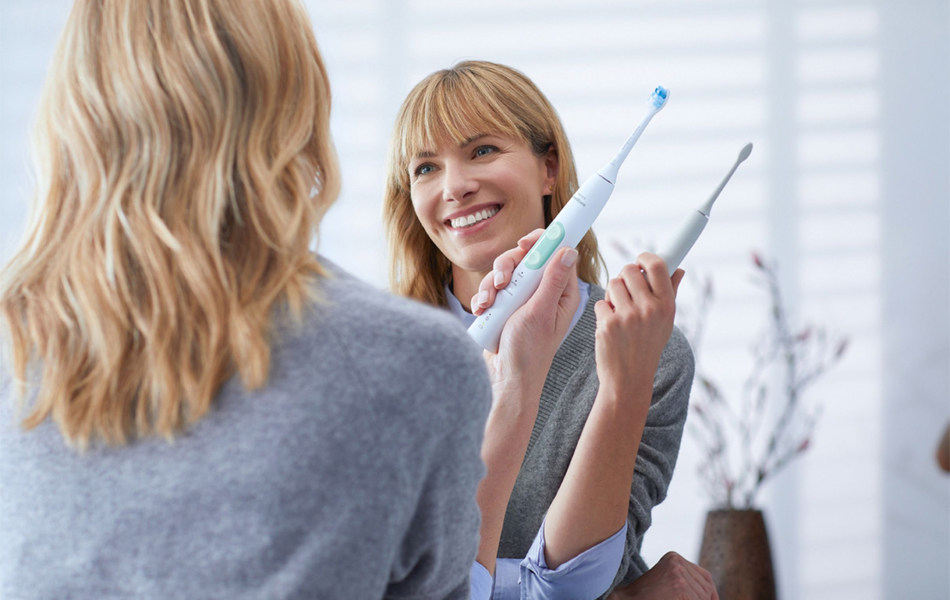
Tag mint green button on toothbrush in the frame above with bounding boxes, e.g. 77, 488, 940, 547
525, 223, 566, 269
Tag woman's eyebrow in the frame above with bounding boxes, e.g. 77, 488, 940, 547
412, 133, 489, 160
459, 133, 489, 147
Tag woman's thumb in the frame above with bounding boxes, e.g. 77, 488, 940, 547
530, 248, 577, 311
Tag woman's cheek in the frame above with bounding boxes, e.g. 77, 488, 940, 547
411, 187, 438, 228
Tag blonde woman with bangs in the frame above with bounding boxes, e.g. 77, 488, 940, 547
0, 2, 499, 598
384, 61, 718, 600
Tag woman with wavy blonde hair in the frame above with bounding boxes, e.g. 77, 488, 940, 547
384, 61, 717, 600
0, 2, 493, 598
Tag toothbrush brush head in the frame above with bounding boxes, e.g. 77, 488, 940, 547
737, 142, 753, 163
649, 86, 669, 111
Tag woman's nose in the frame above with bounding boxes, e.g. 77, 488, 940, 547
442, 163, 479, 202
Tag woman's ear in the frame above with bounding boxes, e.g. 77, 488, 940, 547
543, 145, 559, 194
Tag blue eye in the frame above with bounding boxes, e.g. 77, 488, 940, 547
414, 163, 435, 176
475, 146, 497, 157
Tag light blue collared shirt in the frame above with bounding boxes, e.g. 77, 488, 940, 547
450, 280, 627, 600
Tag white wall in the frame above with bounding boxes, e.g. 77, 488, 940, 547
1, 1, 947, 598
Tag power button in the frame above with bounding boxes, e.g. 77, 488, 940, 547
525, 222, 566, 270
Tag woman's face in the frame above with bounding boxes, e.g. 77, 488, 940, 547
408, 133, 556, 274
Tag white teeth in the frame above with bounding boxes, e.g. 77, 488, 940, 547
450, 207, 499, 229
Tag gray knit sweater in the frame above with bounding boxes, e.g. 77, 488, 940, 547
496, 284, 695, 597
0, 263, 492, 600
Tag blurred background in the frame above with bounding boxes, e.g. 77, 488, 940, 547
1, 1, 947, 598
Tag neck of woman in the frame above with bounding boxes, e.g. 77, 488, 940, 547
449, 265, 489, 314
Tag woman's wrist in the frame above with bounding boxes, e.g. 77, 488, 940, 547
487, 361, 547, 413
596, 377, 653, 415
489, 383, 542, 423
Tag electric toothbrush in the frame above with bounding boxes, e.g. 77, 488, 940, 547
656, 142, 753, 275
468, 86, 670, 353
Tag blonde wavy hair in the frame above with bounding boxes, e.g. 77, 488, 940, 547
383, 60, 605, 308
0, 0, 340, 448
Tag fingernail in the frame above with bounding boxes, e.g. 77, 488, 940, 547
494, 271, 504, 287
477, 290, 489, 306
561, 248, 578, 267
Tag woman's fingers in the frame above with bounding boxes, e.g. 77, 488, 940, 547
661, 552, 714, 600
472, 228, 547, 314
618, 263, 651, 306
526, 247, 578, 321
610, 257, 682, 319
606, 275, 634, 312
671, 268, 686, 299
694, 561, 718, 600
492, 253, 518, 289
471, 274, 497, 315
636, 253, 674, 302
678, 556, 717, 600
472, 246, 522, 314
518, 228, 545, 249
682, 565, 710, 599
687, 562, 718, 600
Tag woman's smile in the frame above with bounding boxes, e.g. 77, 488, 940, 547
408, 134, 553, 275
445, 204, 503, 234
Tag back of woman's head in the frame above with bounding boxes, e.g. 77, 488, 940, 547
0, 0, 340, 448
383, 60, 604, 307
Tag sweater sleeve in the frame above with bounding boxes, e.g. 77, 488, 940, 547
383, 327, 492, 600
608, 325, 695, 593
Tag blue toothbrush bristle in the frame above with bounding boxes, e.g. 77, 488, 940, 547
649, 86, 669, 109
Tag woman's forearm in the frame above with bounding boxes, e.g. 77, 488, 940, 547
475, 389, 540, 575
541, 381, 652, 569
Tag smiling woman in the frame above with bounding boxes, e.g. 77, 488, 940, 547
383, 61, 708, 600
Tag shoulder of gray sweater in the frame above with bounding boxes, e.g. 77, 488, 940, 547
651, 325, 695, 411
281, 257, 492, 433
659, 325, 695, 381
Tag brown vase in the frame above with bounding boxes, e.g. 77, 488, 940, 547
698, 509, 777, 600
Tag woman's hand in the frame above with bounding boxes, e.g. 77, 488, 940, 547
470, 228, 579, 575
470, 228, 546, 316
595, 254, 684, 409
472, 228, 580, 403
608, 552, 719, 600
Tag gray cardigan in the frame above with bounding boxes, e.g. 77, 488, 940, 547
496, 283, 695, 596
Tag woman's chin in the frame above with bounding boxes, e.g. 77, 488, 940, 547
450, 243, 514, 274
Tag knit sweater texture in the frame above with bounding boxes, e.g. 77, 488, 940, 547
496, 283, 695, 597
0, 262, 492, 600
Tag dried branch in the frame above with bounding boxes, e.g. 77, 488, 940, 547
610, 242, 853, 509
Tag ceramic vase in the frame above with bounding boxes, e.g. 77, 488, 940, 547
698, 509, 777, 600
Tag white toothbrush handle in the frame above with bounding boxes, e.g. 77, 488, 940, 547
468, 174, 614, 353
655, 142, 753, 276
656, 210, 708, 277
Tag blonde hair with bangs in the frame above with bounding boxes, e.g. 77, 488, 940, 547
0, 0, 339, 448
383, 60, 605, 308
